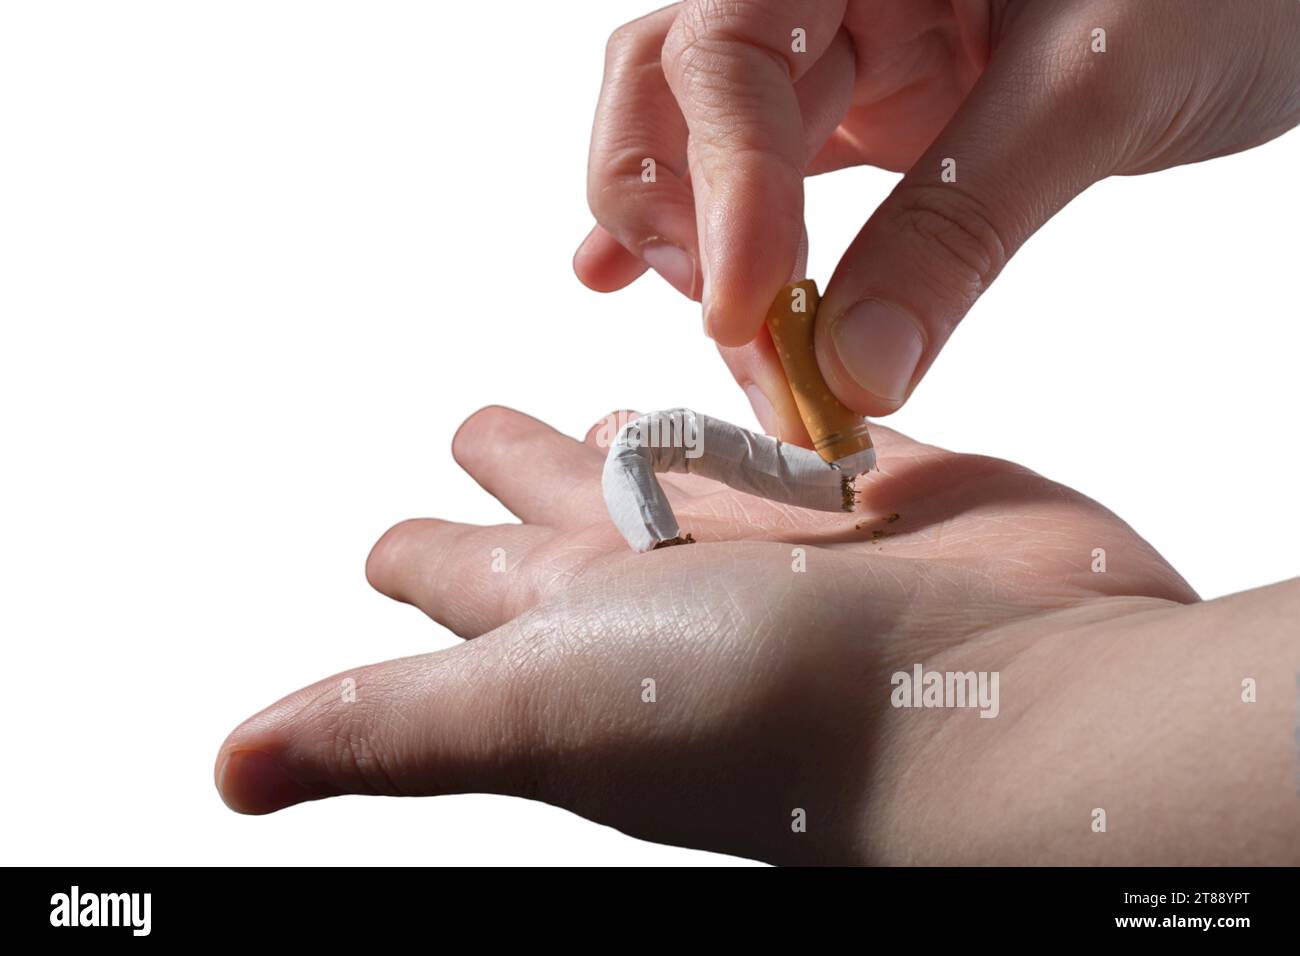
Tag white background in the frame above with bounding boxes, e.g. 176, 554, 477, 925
1, 1, 1296, 866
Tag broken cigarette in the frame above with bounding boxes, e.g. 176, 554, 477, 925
602, 409, 853, 553
601, 282, 877, 552
766, 279, 875, 476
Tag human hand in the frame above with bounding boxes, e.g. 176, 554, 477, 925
573, 0, 1300, 437
213, 407, 1300, 866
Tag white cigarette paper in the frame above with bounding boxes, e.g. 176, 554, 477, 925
602, 408, 870, 553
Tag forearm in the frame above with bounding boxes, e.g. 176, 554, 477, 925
874, 579, 1300, 865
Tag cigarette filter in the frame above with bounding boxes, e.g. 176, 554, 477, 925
766, 280, 875, 476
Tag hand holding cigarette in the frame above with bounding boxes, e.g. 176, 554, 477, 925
215, 405, 1300, 864
574, 0, 1300, 437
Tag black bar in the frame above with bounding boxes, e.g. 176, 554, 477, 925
8, 866, 1293, 940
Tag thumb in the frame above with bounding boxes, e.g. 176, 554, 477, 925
215, 634, 548, 814
816, 7, 1123, 415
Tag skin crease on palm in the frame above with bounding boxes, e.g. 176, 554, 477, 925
216, 407, 1300, 865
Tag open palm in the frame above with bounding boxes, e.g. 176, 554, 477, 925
217, 406, 1198, 864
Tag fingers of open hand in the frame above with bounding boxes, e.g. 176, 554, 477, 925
451, 406, 610, 526
453, 405, 702, 519
367, 407, 721, 636
366, 519, 566, 638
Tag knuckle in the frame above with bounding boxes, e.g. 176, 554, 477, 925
1006, 15, 1133, 130
663, 5, 747, 86
603, 23, 634, 62
888, 185, 1011, 304
324, 700, 403, 796
661, 23, 717, 91
586, 146, 660, 222
604, 19, 654, 67
1044, 48, 1128, 119
664, 0, 793, 87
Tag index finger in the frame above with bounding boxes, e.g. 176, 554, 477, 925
661, 0, 847, 345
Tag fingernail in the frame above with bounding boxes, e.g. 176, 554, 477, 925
217, 748, 317, 815
641, 242, 696, 298
831, 300, 925, 404
744, 384, 778, 436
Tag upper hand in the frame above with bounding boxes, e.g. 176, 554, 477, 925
573, 0, 1300, 435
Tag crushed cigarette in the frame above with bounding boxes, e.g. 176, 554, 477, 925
602, 409, 864, 553
602, 281, 879, 553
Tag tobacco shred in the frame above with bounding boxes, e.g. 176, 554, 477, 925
840, 476, 859, 512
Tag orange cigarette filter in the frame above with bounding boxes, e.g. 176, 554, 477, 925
765, 280, 875, 473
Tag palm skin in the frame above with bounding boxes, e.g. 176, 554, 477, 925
216, 406, 1200, 864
